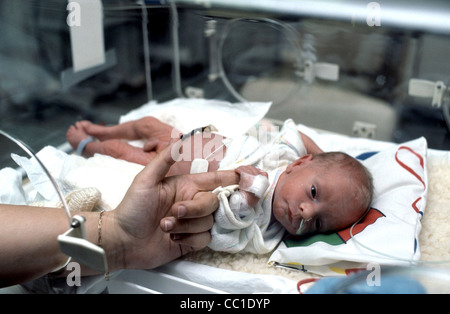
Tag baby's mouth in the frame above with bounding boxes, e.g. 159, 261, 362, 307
287, 207, 298, 226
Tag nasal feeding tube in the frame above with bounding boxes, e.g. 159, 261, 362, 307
296, 217, 312, 235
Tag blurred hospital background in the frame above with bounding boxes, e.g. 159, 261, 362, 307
1, 0, 450, 167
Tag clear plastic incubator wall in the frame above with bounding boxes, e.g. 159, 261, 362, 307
0, 0, 449, 294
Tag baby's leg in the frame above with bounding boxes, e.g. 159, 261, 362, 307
80, 117, 176, 142
67, 123, 154, 164
92, 139, 155, 165
67, 116, 177, 157
72, 120, 138, 141
81, 139, 154, 165
66, 123, 91, 151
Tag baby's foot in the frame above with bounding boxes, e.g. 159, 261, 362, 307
66, 122, 90, 150
77, 120, 111, 141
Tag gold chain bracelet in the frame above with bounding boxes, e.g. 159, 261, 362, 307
97, 210, 106, 247
97, 210, 109, 281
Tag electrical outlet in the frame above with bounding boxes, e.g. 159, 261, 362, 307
353, 121, 376, 139
185, 86, 204, 99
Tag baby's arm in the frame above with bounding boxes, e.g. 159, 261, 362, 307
299, 131, 323, 155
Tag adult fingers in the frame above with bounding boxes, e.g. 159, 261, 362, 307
137, 139, 182, 187
160, 214, 214, 234
173, 232, 212, 253
186, 170, 240, 192
171, 191, 219, 219
159, 192, 217, 234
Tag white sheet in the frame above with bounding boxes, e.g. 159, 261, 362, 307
119, 98, 272, 139
155, 260, 299, 294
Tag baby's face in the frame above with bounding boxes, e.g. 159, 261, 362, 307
272, 155, 363, 236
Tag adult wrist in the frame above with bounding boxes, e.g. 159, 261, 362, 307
84, 210, 125, 273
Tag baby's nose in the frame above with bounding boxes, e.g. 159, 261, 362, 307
299, 202, 314, 220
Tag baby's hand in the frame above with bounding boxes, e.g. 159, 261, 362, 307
235, 165, 268, 179
234, 166, 269, 208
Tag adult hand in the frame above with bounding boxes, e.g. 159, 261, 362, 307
105, 140, 239, 271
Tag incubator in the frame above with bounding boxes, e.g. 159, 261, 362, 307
0, 0, 450, 294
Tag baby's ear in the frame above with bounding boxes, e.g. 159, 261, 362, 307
286, 154, 313, 173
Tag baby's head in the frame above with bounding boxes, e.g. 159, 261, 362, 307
272, 152, 373, 236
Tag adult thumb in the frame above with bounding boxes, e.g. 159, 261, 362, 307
137, 139, 182, 187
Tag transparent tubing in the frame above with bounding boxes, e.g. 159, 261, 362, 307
0, 130, 72, 227
442, 79, 450, 132
139, 0, 153, 101
169, 1, 184, 98
217, 18, 304, 104
349, 210, 450, 266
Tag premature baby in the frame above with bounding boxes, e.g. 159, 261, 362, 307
67, 117, 373, 253
209, 150, 373, 253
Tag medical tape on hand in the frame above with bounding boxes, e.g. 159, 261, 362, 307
190, 158, 209, 174
240, 174, 269, 199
